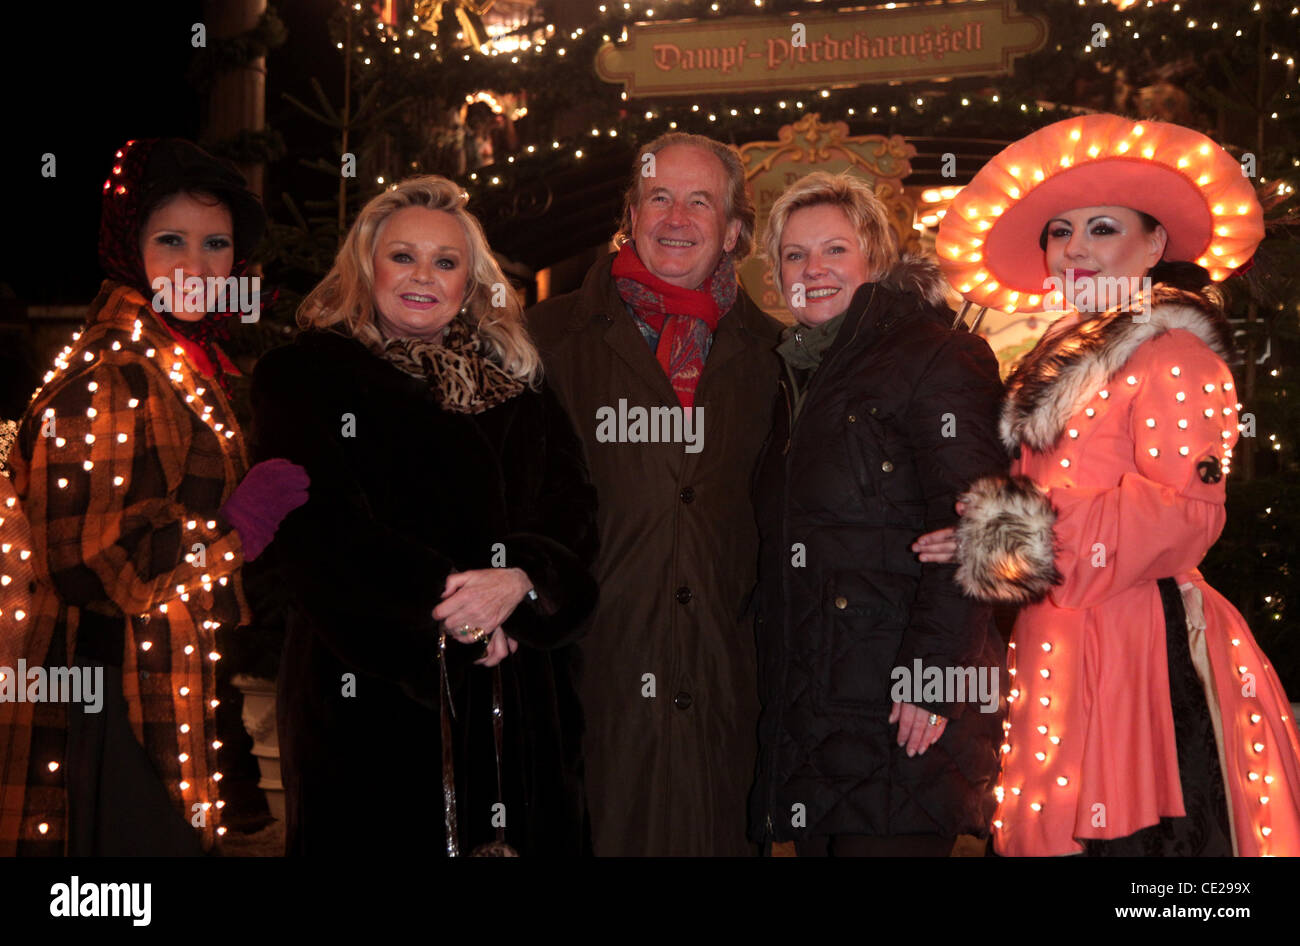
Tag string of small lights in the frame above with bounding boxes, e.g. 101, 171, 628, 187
1, 298, 246, 847
989, 355, 1296, 855
325, 0, 1299, 237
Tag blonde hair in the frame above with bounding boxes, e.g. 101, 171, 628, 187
763, 171, 897, 297
298, 175, 541, 385
614, 133, 756, 260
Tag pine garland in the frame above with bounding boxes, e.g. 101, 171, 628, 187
188, 5, 288, 91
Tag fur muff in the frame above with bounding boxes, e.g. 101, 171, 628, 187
956, 474, 1062, 603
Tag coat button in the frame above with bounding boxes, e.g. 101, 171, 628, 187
679, 486, 695, 504
869, 406, 878, 415
674, 692, 693, 709
834, 596, 848, 610
676, 586, 692, 604
847, 413, 857, 423
881, 460, 894, 473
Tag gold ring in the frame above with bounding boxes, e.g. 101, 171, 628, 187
928, 713, 940, 726
458, 624, 486, 640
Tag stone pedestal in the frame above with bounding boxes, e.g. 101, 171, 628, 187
232, 673, 284, 823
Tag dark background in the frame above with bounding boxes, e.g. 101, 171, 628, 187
1, 0, 1297, 837
0, 0, 339, 307
0, 1, 350, 834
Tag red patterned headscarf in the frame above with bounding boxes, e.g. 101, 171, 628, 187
97, 138, 267, 395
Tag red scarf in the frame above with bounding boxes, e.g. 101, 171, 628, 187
162, 319, 242, 384
611, 243, 736, 409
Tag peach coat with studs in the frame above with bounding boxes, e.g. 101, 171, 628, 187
956, 287, 1300, 857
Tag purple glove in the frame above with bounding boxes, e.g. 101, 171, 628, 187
220, 458, 310, 561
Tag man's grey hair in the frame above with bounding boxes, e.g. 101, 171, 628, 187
613, 132, 755, 260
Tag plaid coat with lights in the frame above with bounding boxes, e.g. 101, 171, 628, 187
0, 281, 248, 855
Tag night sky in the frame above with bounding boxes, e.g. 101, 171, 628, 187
2, 1, 341, 307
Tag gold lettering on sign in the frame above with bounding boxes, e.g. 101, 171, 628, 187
596, 1, 1042, 97
652, 41, 752, 74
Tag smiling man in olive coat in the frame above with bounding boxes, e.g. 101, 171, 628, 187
526, 133, 783, 856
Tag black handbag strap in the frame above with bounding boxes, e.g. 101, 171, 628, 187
490, 664, 505, 844
438, 633, 508, 855
438, 631, 460, 857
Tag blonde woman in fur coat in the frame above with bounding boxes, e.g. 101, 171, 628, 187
915, 113, 1300, 856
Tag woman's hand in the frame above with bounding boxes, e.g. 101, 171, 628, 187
220, 458, 310, 561
890, 701, 948, 757
911, 500, 966, 564
434, 567, 532, 643
474, 627, 520, 667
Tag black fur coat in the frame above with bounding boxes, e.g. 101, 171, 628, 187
251, 329, 598, 856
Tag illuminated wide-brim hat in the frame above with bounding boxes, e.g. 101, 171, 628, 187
936, 113, 1265, 313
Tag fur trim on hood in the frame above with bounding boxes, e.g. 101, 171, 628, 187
999, 286, 1232, 453
877, 253, 952, 311
952, 285, 1232, 605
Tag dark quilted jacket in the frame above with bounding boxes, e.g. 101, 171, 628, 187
749, 262, 1008, 843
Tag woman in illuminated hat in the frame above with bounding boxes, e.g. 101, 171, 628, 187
914, 113, 1300, 856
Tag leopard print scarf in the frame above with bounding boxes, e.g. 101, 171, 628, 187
380, 317, 526, 414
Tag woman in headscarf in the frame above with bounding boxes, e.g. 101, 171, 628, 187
0, 138, 308, 855
915, 113, 1300, 855
252, 175, 598, 856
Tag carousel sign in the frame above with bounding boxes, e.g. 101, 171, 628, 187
595, 0, 1047, 97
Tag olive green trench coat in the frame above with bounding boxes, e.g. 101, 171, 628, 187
527, 253, 782, 855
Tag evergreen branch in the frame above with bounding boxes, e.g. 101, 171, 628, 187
279, 192, 311, 231
281, 91, 337, 130
309, 77, 341, 124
